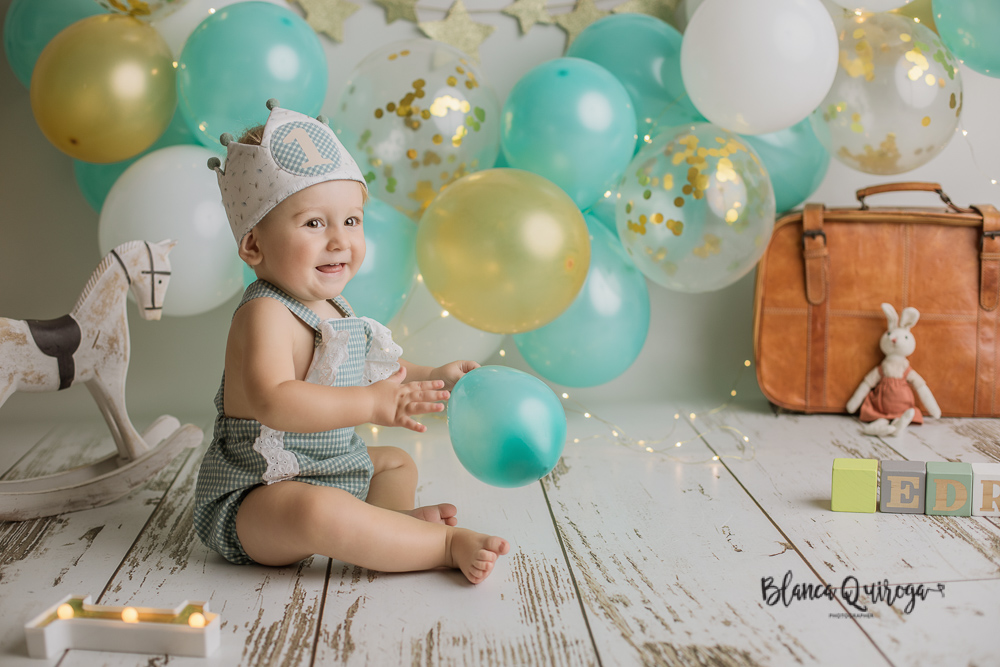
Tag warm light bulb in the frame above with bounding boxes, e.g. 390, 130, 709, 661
499, 349, 506, 357
188, 612, 207, 628
122, 607, 139, 624
440, 310, 449, 318
731, 390, 737, 397
573, 438, 580, 443
645, 446, 654, 453
689, 413, 696, 420
675, 441, 682, 447
172, 61, 178, 69
674, 413, 680, 419
562, 393, 569, 399
638, 440, 645, 445
417, 274, 424, 282
584, 412, 591, 418
712, 455, 719, 461
57, 604, 74, 620
603, 190, 612, 198
371, 426, 379, 434
744, 360, 751, 367
962, 130, 968, 136
743, 436, 749, 442
612, 430, 618, 437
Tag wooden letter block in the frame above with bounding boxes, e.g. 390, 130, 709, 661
879, 460, 925, 514
925, 462, 973, 516
831, 458, 878, 513
972, 462, 1000, 517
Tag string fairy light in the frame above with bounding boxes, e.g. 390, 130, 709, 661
557, 359, 757, 464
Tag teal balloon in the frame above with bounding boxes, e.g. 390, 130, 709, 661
501, 58, 637, 209
584, 195, 618, 239
3, 0, 106, 89
176, 1, 327, 149
742, 118, 829, 214
74, 111, 201, 213
341, 197, 417, 323
566, 14, 704, 138
448, 366, 566, 487
514, 216, 649, 387
934, 0, 1000, 77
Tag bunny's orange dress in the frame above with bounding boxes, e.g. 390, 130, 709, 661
859, 366, 923, 424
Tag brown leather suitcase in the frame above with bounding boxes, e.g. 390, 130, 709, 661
753, 182, 1000, 417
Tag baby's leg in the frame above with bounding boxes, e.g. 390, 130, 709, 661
367, 446, 457, 525
235, 481, 508, 583
366, 446, 417, 510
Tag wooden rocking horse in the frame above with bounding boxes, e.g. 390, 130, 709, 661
0, 240, 203, 521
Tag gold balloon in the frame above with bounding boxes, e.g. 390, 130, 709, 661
30, 15, 176, 164
416, 169, 590, 334
891, 0, 937, 35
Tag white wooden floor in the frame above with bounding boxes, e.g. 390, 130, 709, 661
1, 400, 998, 666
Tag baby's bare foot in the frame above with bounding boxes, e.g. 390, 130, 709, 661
406, 503, 458, 526
447, 528, 510, 584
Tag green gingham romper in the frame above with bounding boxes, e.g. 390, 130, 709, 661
194, 280, 400, 564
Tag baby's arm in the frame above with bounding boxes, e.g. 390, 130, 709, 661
399, 358, 480, 391
240, 299, 448, 433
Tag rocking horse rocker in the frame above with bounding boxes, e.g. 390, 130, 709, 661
0, 240, 203, 521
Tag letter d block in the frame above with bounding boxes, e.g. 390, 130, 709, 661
831, 458, 878, 513
925, 462, 973, 516
972, 462, 1000, 517
879, 460, 925, 514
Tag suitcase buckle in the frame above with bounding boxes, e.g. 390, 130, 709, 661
802, 229, 827, 248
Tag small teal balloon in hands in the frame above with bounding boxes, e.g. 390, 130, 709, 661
448, 366, 567, 488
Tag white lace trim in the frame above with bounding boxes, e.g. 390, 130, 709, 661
305, 322, 351, 386
252, 425, 300, 485
358, 317, 402, 385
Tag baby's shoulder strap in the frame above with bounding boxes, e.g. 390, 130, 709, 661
237, 280, 323, 336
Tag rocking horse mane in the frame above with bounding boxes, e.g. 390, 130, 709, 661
73, 241, 146, 314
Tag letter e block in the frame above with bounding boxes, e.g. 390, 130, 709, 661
972, 462, 1000, 517
925, 462, 973, 516
831, 458, 878, 513
879, 460, 925, 514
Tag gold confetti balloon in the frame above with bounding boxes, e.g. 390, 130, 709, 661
334, 39, 500, 220
809, 12, 961, 175
616, 124, 775, 293
30, 14, 176, 163
416, 169, 591, 334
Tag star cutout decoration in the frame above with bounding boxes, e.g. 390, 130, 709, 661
612, 0, 677, 24
373, 0, 420, 24
552, 0, 610, 47
502, 0, 551, 35
291, 0, 360, 42
419, 0, 496, 62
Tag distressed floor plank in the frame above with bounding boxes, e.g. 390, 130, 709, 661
312, 418, 598, 667
544, 404, 888, 667
697, 403, 1000, 665
57, 430, 331, 667
0, 421, 197, 667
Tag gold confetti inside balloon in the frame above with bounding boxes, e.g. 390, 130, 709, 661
334, 39, 500, 220
95, 0, 188, 22
809, 12, 961, 175
416, 169, 590, 334
616, 123, 775, 293
30, 14, 176, 163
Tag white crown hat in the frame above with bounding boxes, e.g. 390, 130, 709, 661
208, 99, 368, 244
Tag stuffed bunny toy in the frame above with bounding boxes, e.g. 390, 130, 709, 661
846, 303, 941, 437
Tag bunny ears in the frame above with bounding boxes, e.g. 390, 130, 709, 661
208, 99, 367, 244
882, 303, 920, 330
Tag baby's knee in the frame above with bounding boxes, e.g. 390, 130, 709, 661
372, 446, 417, 473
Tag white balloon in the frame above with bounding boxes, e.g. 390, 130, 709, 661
831, 0, 910, 11
152, 0, 289, 56
388, 280, 504, 368
99, 145, 243, 317
680, 0, 839, 135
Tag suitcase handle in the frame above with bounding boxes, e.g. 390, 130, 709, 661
856, 181, 969, 212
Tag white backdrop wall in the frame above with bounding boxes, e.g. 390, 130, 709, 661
1, 0, 999, 425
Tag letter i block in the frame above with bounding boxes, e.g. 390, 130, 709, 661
925, 462, 973, 516
972, 462, 1000, 517
879, 460, 925, 514
831, 458, 878, 513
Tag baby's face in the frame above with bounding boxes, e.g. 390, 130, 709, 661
250, 180, 366, 307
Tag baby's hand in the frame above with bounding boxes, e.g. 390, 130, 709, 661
430, 360, 480, 391
369, 366, 450, 433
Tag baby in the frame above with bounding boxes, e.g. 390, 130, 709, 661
193, 100, 509, 583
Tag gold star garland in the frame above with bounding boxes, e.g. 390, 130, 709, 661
291, 0, 361, 42
373, 0, 420, 23
550, 0, 610, 46
418, 0, 496, 61
502, 0, 552, 34
293, 0, 681, 56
